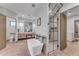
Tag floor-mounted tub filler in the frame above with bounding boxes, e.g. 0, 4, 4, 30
27, 39, 43, 56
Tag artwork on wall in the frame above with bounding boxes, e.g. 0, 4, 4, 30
37, 17, 41, 26
24, 22, 32, 32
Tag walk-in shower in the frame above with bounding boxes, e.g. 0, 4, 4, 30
48, 3, 63, 55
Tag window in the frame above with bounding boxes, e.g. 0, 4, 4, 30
10, 21, 16, 27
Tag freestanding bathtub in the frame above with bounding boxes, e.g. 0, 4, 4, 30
27, 39, 43, 56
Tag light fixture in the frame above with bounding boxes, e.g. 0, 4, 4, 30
32, 4, 36, 7
67, 12, 71, 15
19, 23, 24, 27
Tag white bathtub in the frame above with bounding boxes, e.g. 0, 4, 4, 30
27, 39, 43, 56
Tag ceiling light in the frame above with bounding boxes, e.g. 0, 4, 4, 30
19, 23, 24, 27
32, 4, 36, 7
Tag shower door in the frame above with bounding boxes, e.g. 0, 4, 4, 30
48, 16, 59, 53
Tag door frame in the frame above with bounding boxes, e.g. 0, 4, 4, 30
60, 13, 67, 50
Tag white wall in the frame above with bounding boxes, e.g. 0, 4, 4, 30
67, 16, 75, 41
34, 3, 49, 54
35, 4, 49, 37
6, 17, 16, 40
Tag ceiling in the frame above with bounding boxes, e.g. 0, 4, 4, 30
0, 3, 63, 19
0, 3, 44, 18
64, 5, 79, 17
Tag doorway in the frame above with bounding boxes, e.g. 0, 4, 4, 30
59, 5, 79, 55
60, 13, 67, 50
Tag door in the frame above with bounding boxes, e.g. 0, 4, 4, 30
48, 16, 59, 52
74, 20, 79, 37
60, 13, 67, 50
0, 14, 6, 50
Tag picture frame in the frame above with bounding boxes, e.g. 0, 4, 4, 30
37, 17, 41, 26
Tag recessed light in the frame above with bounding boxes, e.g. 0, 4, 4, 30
67, 12, 71, 15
